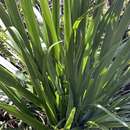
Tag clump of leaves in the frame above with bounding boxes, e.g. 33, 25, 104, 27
0, 0, 130, 130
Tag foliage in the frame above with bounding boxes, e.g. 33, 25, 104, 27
0, 0, 130, 130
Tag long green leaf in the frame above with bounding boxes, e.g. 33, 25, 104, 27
39, 0, 60, 60
95, 104, 129, 128
64, 0, 72, 49
21, 0, 42, 59
0, 102, 49, 130
64, 107, 76, 130
5, 0, 30, 47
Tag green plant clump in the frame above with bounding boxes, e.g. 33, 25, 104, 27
0, 0, 130, 130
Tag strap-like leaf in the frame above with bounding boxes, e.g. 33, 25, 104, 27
64, 107, 76, 130
0, 102, 49, 130
95, 104, 129, 128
